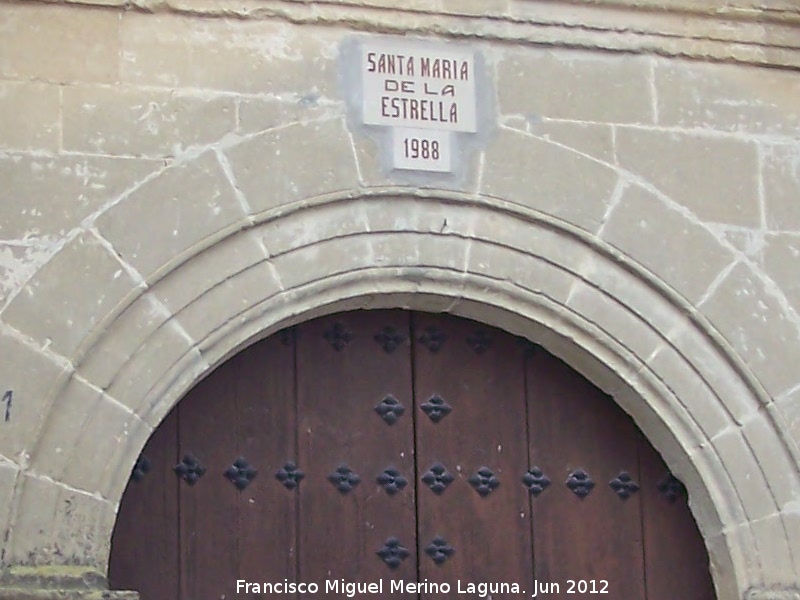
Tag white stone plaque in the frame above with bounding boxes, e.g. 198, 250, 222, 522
362, 38, 477, 133
392, 128, 451, 172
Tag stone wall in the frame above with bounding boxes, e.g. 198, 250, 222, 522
0, 1, 798, 598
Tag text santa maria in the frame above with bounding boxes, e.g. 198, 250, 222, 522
361, 38, 477, 133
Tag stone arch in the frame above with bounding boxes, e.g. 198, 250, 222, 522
3, 190, 798, 599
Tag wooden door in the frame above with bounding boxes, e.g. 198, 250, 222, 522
110, 310, 715, 600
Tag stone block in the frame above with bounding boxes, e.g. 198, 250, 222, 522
654, 60, 800, 136
225, 119, 358, 215
2, 233, 141, 361
0, 460, 19, 543
62, 85, 236, 157
77, 293, 170, 390
666, 321, 760, 424
750, 514, 797, 585
782, 510, 800, 580
0, 3, 119, 84
255, 201, 369, 258
526, 119, 615, 165
151, 231, 267, 314
706, 525, 758, 599
615, 127, 760, 227
566, 279, 665, 361
121, 13, 339, 96
700, 262, 800, 398
762, 144, 800, 231
29, 376, 146, 498
0, 82, 60, 152
763, 234, 800, 315
481, 128, 618, 232
601, 183, 735, 303
173, 261, 281, 342
0, 326, 72, 466
496, 48, 654, 125
741, 412, 800, 509
0, 153, 162, 240
466, 240, 574, 305
237, 95, 344, 135
95, 152, 247, 281
104, 319, 200, 424
775, 388, 800, 458
8, 473, 115, 569
712, 428, 778, 522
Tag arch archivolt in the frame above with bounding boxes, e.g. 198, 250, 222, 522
0, 131, 798, 600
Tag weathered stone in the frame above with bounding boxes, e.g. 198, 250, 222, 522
2, 233, 141, 361
62, 86, 236, 157
0, 153, 162, 240
775, 387, 800, 455
615, 127, 760, 227
700, 262, 800, 398
0, 460, 19, 545
763, 234, 800, 316
95, 152, 247, 281
481, 128, 618, 232
76, 293, 171, 390
104, 319, 201, 425
121, 13, 339, 96
29, 376, 146, 498
7, 474, 115, 568
712, 428, 778, 521
237, 95, 344, 135
173, 261, 281, 342
654, 59, 800, 136
151, 231, 267, 314
0, 3, 119, 84
600, 183, 735, 303
0, 326, 72, 466
0, 83, 60, 152
750, 514, 797, 585
225, 119, 358, 215
741, 412, 800, 509
762, 144, 800, 231
524, 119, 615, 165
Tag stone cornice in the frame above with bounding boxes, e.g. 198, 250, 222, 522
6, 0, 800, 67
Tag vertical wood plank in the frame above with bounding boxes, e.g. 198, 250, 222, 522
296, 310, 417, 598
109, 409, 179, 600
412, 313, 534, 599
526, 350, 646, 600
639, 435, 716, 600
178, 356, 241, 600
236, 334, 298, 599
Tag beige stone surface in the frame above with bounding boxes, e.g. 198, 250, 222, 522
762, 144, 800, 231
524, 119, 616, 165
8, 473, 115, 568
151, 231, 268, 313
775, 387, 800, 453
1, 233, 141, 361
700, 262, 800, 398
741, 411, 800, 509
76, 293, 170, 390
62, 85, 236, 157
237, 95, 344, 135
173, 261, 281, 341
496, 49, 654, 125
0, 154, 162, 240
225, 119, 359, 214
0, 326, 72, 466
103, 318, 200, 424
481, 128, 618, 231
654, 60, 800, 136
95, 152, 246, 281
0, 460, 18, 550
121, 13, 339, 96
601, 183, 736, 302
615, 127, 761, 227
763, 234, 800, 314
750, 513, 796, 585
0, 82, 60, 152
0, 3, 119, 84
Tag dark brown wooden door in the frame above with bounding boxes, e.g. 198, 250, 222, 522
110, 310, 715, 600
